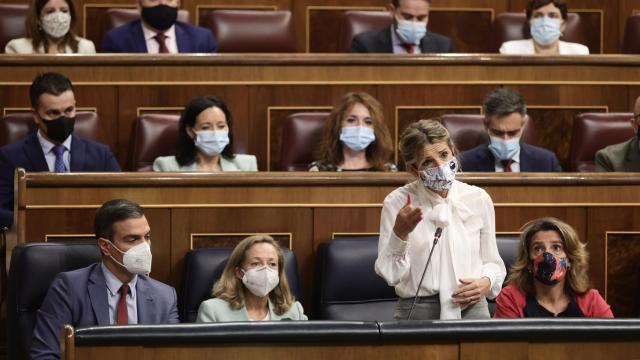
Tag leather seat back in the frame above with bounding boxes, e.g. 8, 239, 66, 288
338, 11, 392, 52
7, 242, 101, 360
279, 112, 329, 171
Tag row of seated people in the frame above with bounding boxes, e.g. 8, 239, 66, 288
4, 0, 640, 55
10, 199, 613, 359
1, 71, 637, 228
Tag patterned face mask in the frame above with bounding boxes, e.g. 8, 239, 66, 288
532, 252, 567, 285
418, 157, 458, 192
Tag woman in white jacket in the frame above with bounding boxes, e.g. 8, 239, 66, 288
376, 119, 506, 320
499, 0, 589, 55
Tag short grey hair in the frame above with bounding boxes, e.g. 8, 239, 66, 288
483, 88, 527, 126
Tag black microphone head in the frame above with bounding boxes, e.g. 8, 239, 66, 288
435, 227, 442, 238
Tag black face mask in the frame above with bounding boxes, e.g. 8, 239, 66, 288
42, 116, 75, 143
141, 4, 178, 31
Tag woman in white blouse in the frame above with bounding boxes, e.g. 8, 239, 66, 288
499, 0, 589, 55
5, 0, 95, 54
375, 119, 506, 320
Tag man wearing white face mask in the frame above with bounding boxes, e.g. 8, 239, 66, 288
499, 0, 589, 55
351, 0, 454, 54
459, 88, 561, 172
31, 199, 179, 360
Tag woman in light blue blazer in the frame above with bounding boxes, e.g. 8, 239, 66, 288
153, 96, 257, 172
196, 235, 307, 322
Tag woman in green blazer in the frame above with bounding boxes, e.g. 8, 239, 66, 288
153, 96, 258, 172
196, 235, 307, 322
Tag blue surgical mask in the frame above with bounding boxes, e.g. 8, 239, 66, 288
488, 136, 520, 161
530, 17, 562, 46
395, 19, 427, 45
194, 130, 229, 156
340, 126, 375, 152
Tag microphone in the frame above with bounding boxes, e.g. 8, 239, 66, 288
406, 227, 442, 320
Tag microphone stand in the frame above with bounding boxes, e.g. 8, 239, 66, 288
406, 227, 442, 320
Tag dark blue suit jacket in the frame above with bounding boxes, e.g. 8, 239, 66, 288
460, 143, 562, 172
102, 20, 217, 53
0, 132, 121, 228
31, 263, 180, 359
351, 25, 455, 53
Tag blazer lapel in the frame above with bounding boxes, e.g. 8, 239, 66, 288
23, 132, 49, 171
69, 135, 86, 171
419, 33, 433, 53
477, 145, 497, 172
132, 21, 149, 53
379, 26, 394, 53
88, 264, 110, 325
175, 23, 190, 53
136, 277, 155, 324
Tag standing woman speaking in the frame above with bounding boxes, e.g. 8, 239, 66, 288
376, 119, 506, 319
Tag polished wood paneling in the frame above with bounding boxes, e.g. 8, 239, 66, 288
606, 232, 640, 317
73, 344, 459, 360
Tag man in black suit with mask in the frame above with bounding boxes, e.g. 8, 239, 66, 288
351, 0, 454, 54
0, 72, 120, 228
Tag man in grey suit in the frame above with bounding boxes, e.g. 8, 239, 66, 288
31, 199, 179, 359
351, 0, 454, 54
595, 96, 640, 172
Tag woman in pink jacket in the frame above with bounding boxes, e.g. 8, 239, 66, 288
494, 217, 613, 318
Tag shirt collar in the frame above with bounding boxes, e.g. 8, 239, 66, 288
141, 21, 176, 42
101, 262, 138, 297
37, 129, 72, 153
390, 25, 403, 47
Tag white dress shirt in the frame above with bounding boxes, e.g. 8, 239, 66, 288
37, 130, 72, 172
499, 39, 589, 55
141, 22, 178, 54
390, 27, 422, 54
375, 179, 506, 319
102, 262, 139, 325
493, 151, 521, 172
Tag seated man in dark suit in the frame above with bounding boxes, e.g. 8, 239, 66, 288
102, 0, 216, 53
460, 88, 562, 172
31, 199, 180, 359
0, 72, 120, 229
351, 0, 454, 54
595, 96, 640, 172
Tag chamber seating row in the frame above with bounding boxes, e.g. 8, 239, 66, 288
3, 4, 640, 54
0, 111, 632, 172
6, 236, 519, 359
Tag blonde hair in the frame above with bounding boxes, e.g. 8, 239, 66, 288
212, 235, 295, 315
399, 119, 458, 167
508, 217, 590, 295
315, 92, 394, 170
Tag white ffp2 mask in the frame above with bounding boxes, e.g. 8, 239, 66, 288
106, 240, 152, 275
242, 266, 279, 298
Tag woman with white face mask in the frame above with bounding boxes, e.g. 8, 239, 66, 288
153, 96, 257, 172
196, 235, 307, 322
309, 92, 396, 172
5, 0, 95, 54
375, 119, 506, 320
499, 0, 589, 55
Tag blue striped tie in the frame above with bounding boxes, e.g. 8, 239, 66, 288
52, 144, 66, 172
